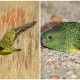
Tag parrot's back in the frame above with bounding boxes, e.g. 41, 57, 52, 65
0, 30, 16, 49
58, 22, 80, 51
0, 21, 36, 50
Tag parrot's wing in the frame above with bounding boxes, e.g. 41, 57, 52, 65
0, 21, 36, 49
0, 30, 16, 49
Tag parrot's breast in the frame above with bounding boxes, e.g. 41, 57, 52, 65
69, 48, 80, 52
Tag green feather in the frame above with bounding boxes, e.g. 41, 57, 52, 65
0, 21, 36, 55
41, 22, 80, 52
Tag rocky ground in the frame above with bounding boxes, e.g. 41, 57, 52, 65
41, 1, 80, 79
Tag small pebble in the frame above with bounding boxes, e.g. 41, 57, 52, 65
71, 74, 77, 79
47, 59, 52, 62
76, 60, 80, 64
62, 61, 67, 66
66, 71, 73, 75
47, 52, 53, 56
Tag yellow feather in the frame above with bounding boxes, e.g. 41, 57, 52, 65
69, 48, 79, 52
0, 49, 14, 53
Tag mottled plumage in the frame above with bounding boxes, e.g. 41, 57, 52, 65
0, 21, 36, 55
41, 22, 80, 52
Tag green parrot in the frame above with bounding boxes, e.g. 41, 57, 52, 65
0, 21, 36, 55
41, 22, 80, 52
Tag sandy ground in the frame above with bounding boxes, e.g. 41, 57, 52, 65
41, 1, 80, 79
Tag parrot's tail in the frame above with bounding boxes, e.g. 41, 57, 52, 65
14, 21, 36, 35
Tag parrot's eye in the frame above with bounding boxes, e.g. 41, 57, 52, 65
47, 34, 53, 40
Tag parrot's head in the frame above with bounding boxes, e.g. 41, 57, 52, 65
41, 26, 64, 51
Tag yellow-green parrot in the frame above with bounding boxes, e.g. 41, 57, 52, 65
0, 21, 36, 55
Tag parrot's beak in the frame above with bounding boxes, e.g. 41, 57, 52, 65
41, 38, 46, 47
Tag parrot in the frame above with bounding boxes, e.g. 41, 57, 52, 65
41, 22, 80, 52
0, 21, 36, 55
